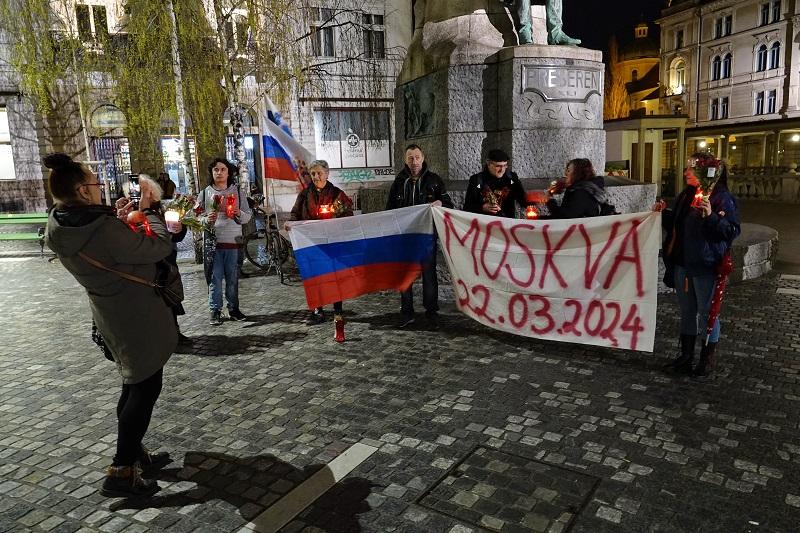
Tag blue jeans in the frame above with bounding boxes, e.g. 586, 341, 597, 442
674, 266, 720, 343
209, 248, 240, 311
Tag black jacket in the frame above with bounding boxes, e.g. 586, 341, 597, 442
547, 176, 607, 219
463, 169, 527, 218
387, 164, 454, 209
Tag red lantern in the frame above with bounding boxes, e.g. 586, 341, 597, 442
525, 205, 539, 219
226, 194, 236, 218
318, 204, 333, 219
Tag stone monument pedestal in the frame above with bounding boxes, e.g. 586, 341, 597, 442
395, 44, 605, 181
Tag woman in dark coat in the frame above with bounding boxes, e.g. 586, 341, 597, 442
546, 158, 610, 219
659, 153, 740, 379
287, 159, 353, 340
45, 154, 176, 498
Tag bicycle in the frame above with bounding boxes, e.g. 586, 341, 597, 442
242, 204, 292, 282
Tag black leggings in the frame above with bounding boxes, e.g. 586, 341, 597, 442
316, 301, 343, 313
114, 368, 163, 466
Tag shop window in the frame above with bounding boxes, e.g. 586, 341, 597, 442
0, 107, 15, 180
313, 108, 391, 169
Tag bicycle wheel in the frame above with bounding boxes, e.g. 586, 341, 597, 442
243, 230, 269, 272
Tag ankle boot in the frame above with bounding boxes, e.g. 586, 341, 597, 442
666, 334, 696, 374
334, 314, 345, 343
693, 341, 718, 380
100, 463, 159, 498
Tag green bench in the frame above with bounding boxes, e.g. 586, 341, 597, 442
0, 213, 49, 255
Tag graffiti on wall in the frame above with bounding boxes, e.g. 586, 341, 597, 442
333, 168, 395, 183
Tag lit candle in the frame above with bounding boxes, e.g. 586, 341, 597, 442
318, 204, 332, 219
525, 205, 539, 219
165, 209, 181, 233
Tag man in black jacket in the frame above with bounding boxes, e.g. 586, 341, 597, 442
463, 149, 528, 218
387, 144, 453, 329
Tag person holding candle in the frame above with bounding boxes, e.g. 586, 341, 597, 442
287, 160, 353, 338
387, 144, 453, 329
658, 153, 740, 379
546, 158, 614, 219
195, 158, 251, 326
44, 153, 175, 498
464, 149, 528, 218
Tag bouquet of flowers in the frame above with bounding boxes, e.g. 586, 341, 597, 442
165, 193, 207, 233
331, 198, 353, 218
482, 187, 510, 211
689, 156, 721, 207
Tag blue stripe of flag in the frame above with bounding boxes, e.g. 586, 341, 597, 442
294, 233, 435, 280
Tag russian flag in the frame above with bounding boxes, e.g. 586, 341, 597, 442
288, 205, 435, 310
260, 96, 314, 183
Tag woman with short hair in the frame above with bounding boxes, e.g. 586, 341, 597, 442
546, 158, 612, 219
287, 160, 353, 340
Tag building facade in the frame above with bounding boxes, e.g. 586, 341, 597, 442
659, 0, 800, 172
0, 0, 412, 213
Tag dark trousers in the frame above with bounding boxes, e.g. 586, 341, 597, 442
113, 368, 163, 466
316, 301, 343, 313
401, 252, 438, 316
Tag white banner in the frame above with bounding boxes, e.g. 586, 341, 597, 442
432, 208, 662, 352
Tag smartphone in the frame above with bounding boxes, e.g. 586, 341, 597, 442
128, 175, 141, 208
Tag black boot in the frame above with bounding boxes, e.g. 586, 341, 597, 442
665, 334, 696, 374
100, 463, 160, 498
692, 341, 718, 381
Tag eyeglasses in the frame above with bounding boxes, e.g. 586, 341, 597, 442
75, 182, 103, 191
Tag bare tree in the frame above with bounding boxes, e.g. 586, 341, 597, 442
604, 36, 629, 120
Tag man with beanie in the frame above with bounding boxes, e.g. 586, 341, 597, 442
464, 149, 528, 218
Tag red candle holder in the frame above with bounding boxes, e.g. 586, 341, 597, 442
318, 204, 333, 219
525, 205, 539, 219
226, 193, 236, 218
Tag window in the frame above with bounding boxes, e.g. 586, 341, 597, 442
631, 69, 638, 81
721, 97, 729, 118
75, 4, 108, 43
770, 42, 780, 69
761, 3, 770, 25
772, 0, 781, 22
711, 99, 719, 120
0, 107, 15, 180
725, 15, 733, 35
675, 29, 684, 49
362, 13, 385, 59
711, 56, 721, 80
723, 53, 732, 78
755, 91, 765, 114
714, 18, 723, 38
311, 8, 336, 57
757, 45, 768, 71
768, 89, 777, 113
224, 14, 250, 54
313, 108, 391, 169
672, 60, 686, 93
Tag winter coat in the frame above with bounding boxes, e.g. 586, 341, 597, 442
46, 205, 177, 384
386, 164, 454, 209
463, 169, 527, 218
290, 181, 353, 221
662, 185, 741, 276
547, 176, 608, 219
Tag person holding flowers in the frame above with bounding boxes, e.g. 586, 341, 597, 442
463, 149, 528, 218
657, 153, 740, 379
195, 157, 252, 326
286, 159, 353, 340
45, 153, 175, 498
546, 158, 614, 219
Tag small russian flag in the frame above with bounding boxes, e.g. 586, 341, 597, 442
261, 96, 314, 184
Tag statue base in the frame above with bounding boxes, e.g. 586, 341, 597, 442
395, 45, 606, 181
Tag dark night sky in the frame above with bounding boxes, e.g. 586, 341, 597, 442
563, 0, 667, 53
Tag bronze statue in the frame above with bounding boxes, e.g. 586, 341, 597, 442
503, 0, 580, 46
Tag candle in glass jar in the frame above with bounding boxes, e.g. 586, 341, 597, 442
165, 209, 182, 233
318, 204, 332, 219
525, 205, 539, 219
226, 193, 236, 218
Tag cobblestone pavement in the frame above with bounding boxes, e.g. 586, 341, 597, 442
1, 256, 799, 533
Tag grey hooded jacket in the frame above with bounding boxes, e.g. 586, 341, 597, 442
46, 206, 177, 384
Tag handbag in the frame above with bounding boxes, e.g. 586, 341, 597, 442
91, 319, 114, 361
78, 252, 184, 308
